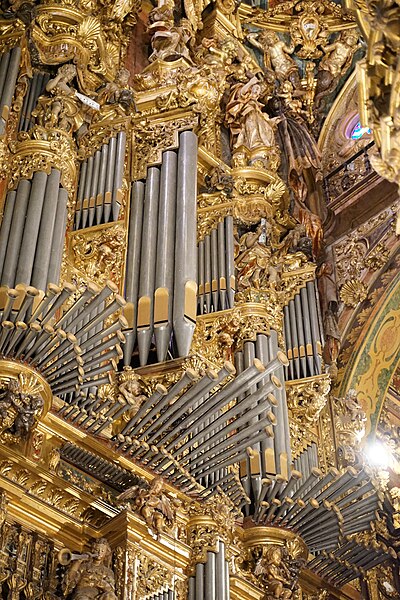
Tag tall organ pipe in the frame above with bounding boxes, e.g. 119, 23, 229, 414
104, 135, 116, 222
31, 168, 61, 290
225, 215, 235, 308
173, 130, 197, 357
15, 171, 48, 285
48, 188, 68, 285
124, 180, 144, 364
137, 166, 160, 365
1, 179, 31, 287
154, 150, 177, 362
0, 46, 21, 135
88, 150, 101, 227
0, 191, 16, 278
112, 131, 126, 220
97, 143, 108, 223
0, 52, 11, 109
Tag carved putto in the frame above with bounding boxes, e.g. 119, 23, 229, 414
117, 477, 180, 537
62, 538, 117, 600
31, 64, 86, 137
0, 374, 44, 442
245, 540, 306, 600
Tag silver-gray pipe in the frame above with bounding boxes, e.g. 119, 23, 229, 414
1, 179, 31, 287
31, 168, 61, 290
0, 51, 11, 110
96, 143, 108, 224
137, 166, 160, 366
124, 180, 144, 364
205, 552, 216, 600
75, 160, 87, 230
210, 227, 219, 311
154, 150, 177, 362
0, 191, 16, 279
294, 293, 307, 377
173, 130, 197, 357
0, 46, 21, 135
198, 239, 205, 315
104, 136, 116, 223
195, 563, 204, 600
225, 216, 235, 308
81, 155, 93, 229
307, 280, 322, 373
300, 286, 314, 376
216, 542, 226, 600
16, 171, 48, 284
217, 221, 227, 310
48, 187, 68, 285
88, 150, 101, 227
288, 299, 300, 379
204, 234, 211, 313
112, 131, 126, 221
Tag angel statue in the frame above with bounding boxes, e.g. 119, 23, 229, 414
247, 30, 301, 89
62, 538, 117, 600
314, 31, 359, 111
117, 477, 180, 537
255, 546, 293, 599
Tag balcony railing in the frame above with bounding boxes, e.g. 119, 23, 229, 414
323, 141, 375, 204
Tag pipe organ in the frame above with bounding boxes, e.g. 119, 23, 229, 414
0, 0, 397, 598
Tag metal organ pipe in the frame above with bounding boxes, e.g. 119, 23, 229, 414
1, 180, 31, 287
154, 150, 177, 362
31, 168, 61, 290
173, 130, 198, 357
0, 46, 21, 135
124, 180, 144, 364
137, 166, 160, 366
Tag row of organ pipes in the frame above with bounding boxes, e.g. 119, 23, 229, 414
197, 216, 236, 314
188, 542, 230, 600
74, 131, 127, 229
283, 281, 323, 380
0, 170, 68, 289
124, 131, 198, 366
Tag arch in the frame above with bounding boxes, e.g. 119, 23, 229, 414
338, 271, 400, 437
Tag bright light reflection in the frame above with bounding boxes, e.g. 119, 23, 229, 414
365, 440, 392, 468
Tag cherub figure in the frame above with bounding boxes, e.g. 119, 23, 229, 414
117, 477, 180, 537
117, 368, 146, 418
314, 32, 359, 110
32, 64, 84, 133
0, 379, 20, 421
255, 546, 293, 599
247, 31, 300, 89
97, 68, 135, 114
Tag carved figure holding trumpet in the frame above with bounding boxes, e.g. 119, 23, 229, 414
60, 538, 117, 600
